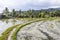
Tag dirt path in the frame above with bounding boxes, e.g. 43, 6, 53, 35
7, 21, 27, 40
7, 28, 16, 40
7, 20, 42, 40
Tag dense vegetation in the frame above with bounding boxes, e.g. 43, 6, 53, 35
0, 7, 60, 19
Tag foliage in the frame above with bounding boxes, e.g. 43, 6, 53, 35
0, 7, 60, 19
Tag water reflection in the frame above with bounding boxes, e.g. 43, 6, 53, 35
1, 19, 17, 24
0, 19, 26, 35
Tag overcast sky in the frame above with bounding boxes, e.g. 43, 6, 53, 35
0, 0, 60, 13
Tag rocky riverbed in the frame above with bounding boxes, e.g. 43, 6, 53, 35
17, 20, 60, 40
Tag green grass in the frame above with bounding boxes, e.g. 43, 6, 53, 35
0, 24, 20, 40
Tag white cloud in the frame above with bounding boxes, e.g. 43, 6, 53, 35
0, 0, 60, 13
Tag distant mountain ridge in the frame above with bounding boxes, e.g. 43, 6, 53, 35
40, 7, 60, 12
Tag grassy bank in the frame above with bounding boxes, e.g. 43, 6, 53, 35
0, 24, 20, 40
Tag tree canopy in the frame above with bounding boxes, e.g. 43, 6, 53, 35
0, 7, 60, 19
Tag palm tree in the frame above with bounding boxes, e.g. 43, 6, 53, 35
27, 10, 33, 18
3, 7, 9, 17
12, 9, 16, 17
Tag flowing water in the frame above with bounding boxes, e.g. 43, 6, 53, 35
17, 20, 60, 40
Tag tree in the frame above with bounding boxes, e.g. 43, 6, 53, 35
39, 12, 46, 18
3, 7, 9, 17
19, 10, 21, 14
54, 10, 60, 17
27, 10, 33, 18
12, 9, 16, 17
18, 10, 21, 17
